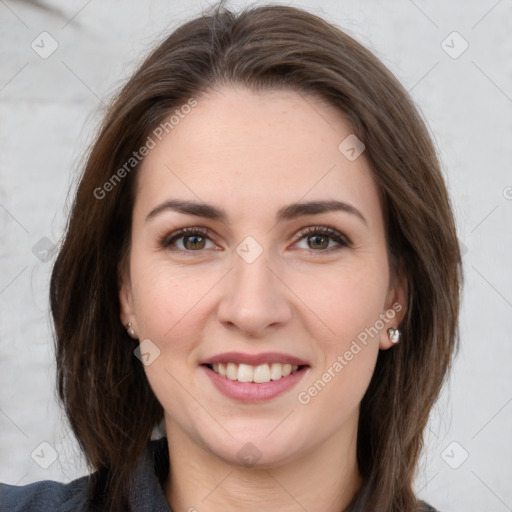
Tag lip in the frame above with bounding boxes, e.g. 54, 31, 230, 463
200, 351, 310, 367
201, 364, 310, 403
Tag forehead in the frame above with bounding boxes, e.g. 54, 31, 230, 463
134, 85, 381, 225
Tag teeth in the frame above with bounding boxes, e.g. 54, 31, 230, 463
210, 362, 300, 382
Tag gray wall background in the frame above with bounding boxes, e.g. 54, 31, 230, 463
1, 1, 511, 511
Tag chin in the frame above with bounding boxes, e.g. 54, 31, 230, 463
201, 425, 309, 469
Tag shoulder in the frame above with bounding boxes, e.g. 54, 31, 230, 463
0, 474, 90, 512
0, 438, 171, 512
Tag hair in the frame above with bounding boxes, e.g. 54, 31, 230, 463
49, 2, 463, 511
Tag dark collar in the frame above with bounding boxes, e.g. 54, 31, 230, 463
126, 436, 172, 512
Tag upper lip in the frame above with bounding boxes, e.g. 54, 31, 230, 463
201, 351, 310, 367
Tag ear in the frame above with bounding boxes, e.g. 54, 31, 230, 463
118, 258, 136, 331
379, 272, 408, 350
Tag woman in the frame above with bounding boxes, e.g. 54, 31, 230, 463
0, 2, 462, 511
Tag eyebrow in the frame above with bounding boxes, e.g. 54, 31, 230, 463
145, 199, 367, 225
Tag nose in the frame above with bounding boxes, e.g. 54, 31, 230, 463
217, 248, 292, 338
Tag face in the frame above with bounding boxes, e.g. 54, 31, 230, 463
119, 85, 406, 468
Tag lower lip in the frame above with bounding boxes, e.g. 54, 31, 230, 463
201, 365, 309, 403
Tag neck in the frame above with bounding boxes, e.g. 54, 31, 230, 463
163, 417, 362, 512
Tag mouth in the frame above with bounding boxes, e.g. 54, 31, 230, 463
200, 362, 310, 402
201, 362, 308, 383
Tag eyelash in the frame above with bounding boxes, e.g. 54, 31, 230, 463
159, 225, 351, 256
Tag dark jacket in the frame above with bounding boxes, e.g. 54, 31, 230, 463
0, 438, 171, 512
0, 437, 439, 512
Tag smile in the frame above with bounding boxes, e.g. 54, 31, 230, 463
206, 362, 303, 383
201, 363, 310, 403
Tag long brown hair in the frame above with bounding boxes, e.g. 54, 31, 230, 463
49, 2, 463, 511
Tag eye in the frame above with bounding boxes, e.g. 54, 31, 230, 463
160, 225, 350, 256
160, 227, 217, 254
292, 225, 350, 253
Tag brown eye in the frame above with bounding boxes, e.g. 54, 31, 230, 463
161, 227, 214, 254
294, 226, 350, 252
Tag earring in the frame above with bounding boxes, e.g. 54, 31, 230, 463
388, 327, 400, 344
126, 322, 136, 338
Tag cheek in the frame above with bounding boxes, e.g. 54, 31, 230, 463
297, 287, 382, 423
128, 257, 210, 416
294, 260, 386, 412
130, 251, 210, 341
291, 256, 389, 345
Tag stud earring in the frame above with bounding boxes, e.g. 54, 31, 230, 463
387, 327, 401, 344
126, 322, 136, 338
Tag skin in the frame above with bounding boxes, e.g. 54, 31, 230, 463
119, 85, 407, 512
